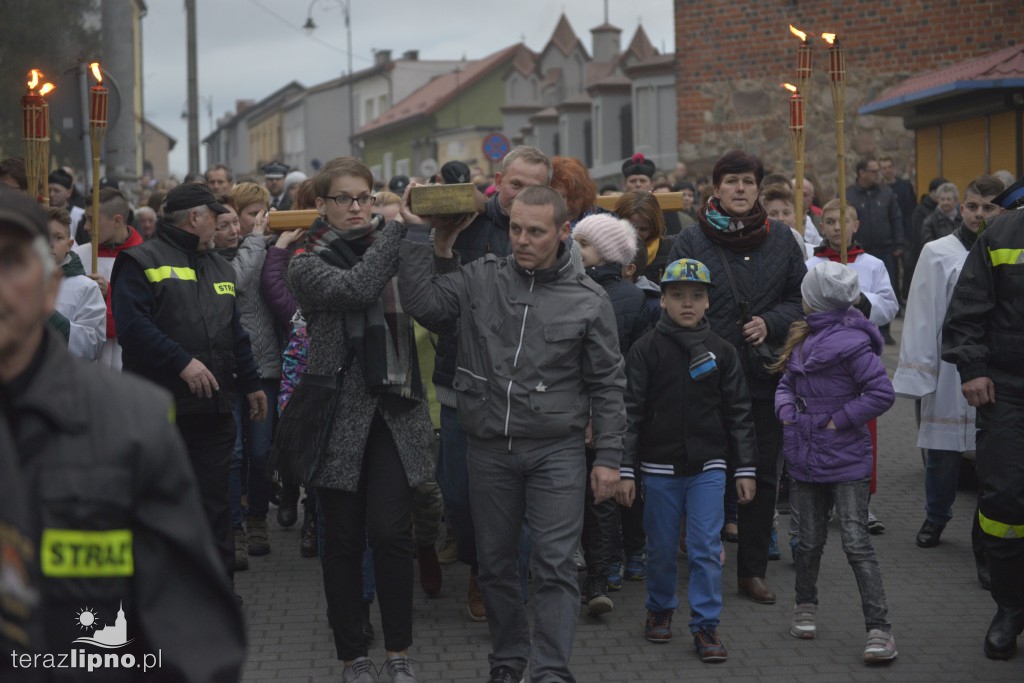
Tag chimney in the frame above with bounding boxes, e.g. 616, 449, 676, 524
591, 23, 621, 63
375, 49, 392, 66
402, 49, 419, 61
235, 99, 255, 114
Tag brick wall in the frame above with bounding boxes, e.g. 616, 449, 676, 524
675, 0, 1023, 196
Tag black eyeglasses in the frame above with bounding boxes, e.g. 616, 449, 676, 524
324, 194, 376, 208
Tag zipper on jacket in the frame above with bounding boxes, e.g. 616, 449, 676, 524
504, 276, 535, 445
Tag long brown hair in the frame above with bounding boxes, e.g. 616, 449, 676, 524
768, 320, 811, 374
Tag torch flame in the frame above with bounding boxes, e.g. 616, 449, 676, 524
27, 69, 42, 91
90, 62, 103, 83
822, 33, 837, 45
782, 83, 798, 93
789, 25, 808, 42
39, 83, 55, 96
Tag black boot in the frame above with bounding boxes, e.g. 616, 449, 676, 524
984, 607, 1024, 660
277, 484, 299, 528
299, 500, 317, 558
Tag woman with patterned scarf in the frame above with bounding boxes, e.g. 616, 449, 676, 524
285, 157, 434, 683
668, 150, 807, 608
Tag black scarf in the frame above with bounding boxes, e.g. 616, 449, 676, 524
305, 216, 423, 412
656, 312, 719, 381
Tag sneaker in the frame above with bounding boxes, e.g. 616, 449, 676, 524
437, 524, 457, 564
341, 656, 375, 683
582, 574, 614, 616
624, 553, 647, 581
768, 528, 781, 561
863, 628, 898, 662
417, 544, 442, 597
487, 665, 524, 683
246, 515, 270, 556
384, 655, 416, 682
233, 528, 248, 571
467, 575, 487, 622
867, 511, 885, 535
644, 609, 673, 643
790, 603, 817, 639
692, 626, 728, 662
573, 546, 586, 571
607, 561, 623, 592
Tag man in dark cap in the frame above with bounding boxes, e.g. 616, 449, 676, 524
47, 169, 85, 229
942, 175, 1024, 660
622, 153, 656, 192
111, 182, 267, 592
440, 161, 471, 185
389, 174, 411, 195
0, 187, 245, 678
263, 162, 291, 210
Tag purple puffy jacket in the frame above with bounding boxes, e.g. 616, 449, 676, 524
775, 307, 895, 484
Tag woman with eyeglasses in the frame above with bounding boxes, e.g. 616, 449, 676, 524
285, 157, 434, 682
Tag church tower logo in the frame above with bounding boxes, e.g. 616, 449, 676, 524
72, 601, 135, 648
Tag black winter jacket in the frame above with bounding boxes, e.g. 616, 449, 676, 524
942, 209, 1024, 394
846, 182, 904, 253
3, 328, 245, 681
621, 325, 757, 479
667, 222, 806, 399
921, 208, 961, 246
586, 262, 650, 354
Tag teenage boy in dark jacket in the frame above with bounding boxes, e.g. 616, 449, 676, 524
618, 258, 757, 664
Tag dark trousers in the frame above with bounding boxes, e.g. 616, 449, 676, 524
319, 413, 414, 660
176, 412, 237, 582
582, 448, 617, 580
976, 396, 1024, 612
736, 396, 781, 580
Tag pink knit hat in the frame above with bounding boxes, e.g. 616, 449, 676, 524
572, 214, 639, 266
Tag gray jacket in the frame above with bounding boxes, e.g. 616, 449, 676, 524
399, 236, 626, 469
287, 220, 435, 492
230, 234, 281, 379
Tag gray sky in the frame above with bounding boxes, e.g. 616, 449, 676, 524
142, 0, 676, 177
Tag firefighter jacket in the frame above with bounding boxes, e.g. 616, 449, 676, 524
111, 220, 260, 414
2, 328, 245, 682
942, 209, 1024, 395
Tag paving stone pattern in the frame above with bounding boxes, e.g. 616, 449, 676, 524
236, 318, 1023, 682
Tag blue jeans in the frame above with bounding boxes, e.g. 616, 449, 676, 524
229, 379, 279, 527
644, 470, 725, 632
924, 449, 963, 526
468, 434, 585, 681
436, 405, 478, 567
793, 478, 891, 631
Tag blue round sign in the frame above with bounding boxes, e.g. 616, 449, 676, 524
482, 132, 512, 162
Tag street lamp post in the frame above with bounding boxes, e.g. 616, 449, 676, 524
304, 0, 355, 156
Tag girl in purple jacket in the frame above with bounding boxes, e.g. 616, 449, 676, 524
773, 261, 898, 663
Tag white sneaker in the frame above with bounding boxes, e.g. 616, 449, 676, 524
863, 628, 898, 662
341, 657, 375, 683
790, 603, 817, 639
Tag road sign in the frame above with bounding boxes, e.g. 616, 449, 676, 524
482, 132, 511, 162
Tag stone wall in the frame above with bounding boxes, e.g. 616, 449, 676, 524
674, 0, 1023, 198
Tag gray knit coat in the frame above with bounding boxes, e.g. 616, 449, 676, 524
286, 220, 435, 492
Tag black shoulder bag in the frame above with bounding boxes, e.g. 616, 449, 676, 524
713, 244, 782, 380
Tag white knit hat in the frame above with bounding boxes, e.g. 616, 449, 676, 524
285, 170, 307, 190
572, 214, 638, 266
801, 261, 861, 313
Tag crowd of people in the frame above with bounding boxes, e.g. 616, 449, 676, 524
1, 143, 1023, 683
